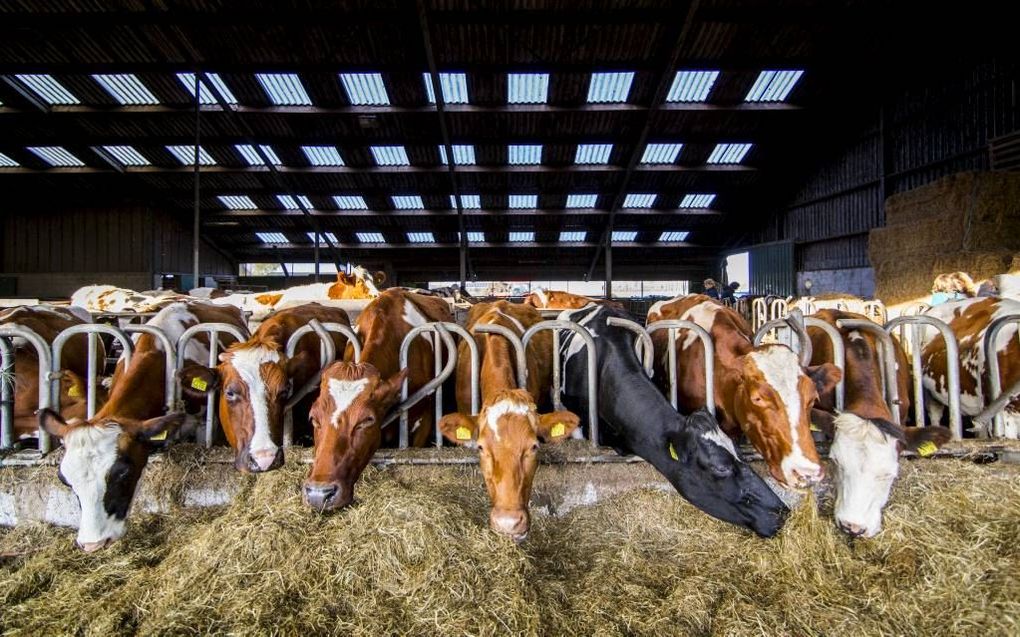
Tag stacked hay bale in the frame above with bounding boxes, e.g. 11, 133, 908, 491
870, 171, 1020, 304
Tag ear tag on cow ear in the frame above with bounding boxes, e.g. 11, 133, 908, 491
551, 422, 566, 438
456, 426, 472, 441
67, 384, 81, 398
149, 430, 168, 442
190, 377, 208, 392
809, 422, 821, 432
668, 443, 679, 461
916, 441, 938, 457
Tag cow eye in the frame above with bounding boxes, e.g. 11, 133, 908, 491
224, 388, 239, 401
356, 417, 375, 429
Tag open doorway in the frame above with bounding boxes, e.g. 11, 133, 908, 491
724, 251, 750, 297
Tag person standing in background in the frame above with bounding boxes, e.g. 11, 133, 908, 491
704, 278, 720, 299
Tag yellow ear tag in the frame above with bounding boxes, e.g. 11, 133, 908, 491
810, 422, 821, 432
67, 384, 81, 398
190, 377, 208, 392
668, 443, 679, 461
455, 426, 472, 441
916, 441, 938, 457
149, 430, 168, 442
551, 422, 566, 438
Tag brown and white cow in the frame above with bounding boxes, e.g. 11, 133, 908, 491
0, 305, 104, 439
303, 289, 453, 510
522, 289, 624, 311
179, 303, 350, 473
921, 297, 1020, 438
40, 301, 246, 551
807, 310, 950, 537
211, 267, 384, 320
438, 301, 579, 540
647, 294, 841, 488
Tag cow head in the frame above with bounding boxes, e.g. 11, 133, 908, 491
303, 361, 407, 511
328, 267, 384, 300
40, 408, 183, 552
827, 413, 950, 537
438, 389, 580, 542
666, 409, 789, 538
732, 345, 841, 489
179, 340, 316, 473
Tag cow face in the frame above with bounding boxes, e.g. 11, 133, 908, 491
438, 389, 580, 542
733, 345, 841, 488
666, 409, 788, 538
828, 413, 950, 538
180, 345, 312, 473
303, 362, 407, 511
40, 409, 183, 552
328, 267, 384, 300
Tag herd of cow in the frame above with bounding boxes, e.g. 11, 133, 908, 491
2, 273, 1018, 555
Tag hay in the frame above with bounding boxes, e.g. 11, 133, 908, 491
2, 457, 1020, 636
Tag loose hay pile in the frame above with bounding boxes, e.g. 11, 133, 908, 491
2, 455, 1019, 636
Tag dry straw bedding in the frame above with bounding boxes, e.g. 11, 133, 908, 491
1, 449, 1019, 637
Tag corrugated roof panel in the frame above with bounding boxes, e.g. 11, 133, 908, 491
566, 193, 599, 208
509, 194, 538, 209
0, 152, 19, 167
166, 145, 216, 165
679, 193, 716, 208
438, 144, 476, 166
277, 194, 314, 209
423, 72, 468, 104
370, 145, 410, 166
27, 146, 85, 167
256, 232, 288, 244
256, 73, 312, 106
407, 232, 435, 243
587, 72, 634, 103
559, 231, 586, 242
333, 195, 368, 210
612, 230, 638, 241
235, 144, 282, 166
219, 195, 258, 210
659, 231, 690, 241
339, 72, 390, 105
14, 74, 79, 104
507, 73, 549, 104
508, 144, 543, 165
177, 72, 238, 105
306, 231, 338, 243
100, 145, 150, 166
509, 231, 534, 242
450, 194, 481, 209
666, 71, 719, 102
391, 195, 424, 209
302, 145, 345, 166
92, 74, 159, 105
707, 143, 752, 164
356, 232, 385, 243
623, 193, 657, 208
745, 70, 804, 102
575, 143, 613, 164
640, 143, 683, 164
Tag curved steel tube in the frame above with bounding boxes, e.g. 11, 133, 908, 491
646, 320, 716, 417
836, 319, 900, 424
754, 316, 809, 364
751, 297, 768, 332
606, 317, 654, 377
176, 322, 248, 448
473, 324, 527, 390
435, 322, 480, 418
0, 325, 55, 450
803, 317, 846, 412
281, 320, 338, 446
769, 298, 789, 322
322, 323, 361, 363
522, 320, 599, 444
123, 325, 178, 413
980, 314, 1020, 438
387, 323, 457, 447
885, 316, 962, 439
52, 324, 132, 427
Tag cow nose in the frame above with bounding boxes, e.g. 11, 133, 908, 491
838, 520, 867, 537
249, 447, 283, 472
303, 482, 346, 511
490, 509, 530, 542
77, 538, 111, 553
788, 464, 824, 488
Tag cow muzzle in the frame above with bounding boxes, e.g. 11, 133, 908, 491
77, 537, 113, 553
490, 508, 530, 542
303, 481, 351, 512
244, 446, 284, 473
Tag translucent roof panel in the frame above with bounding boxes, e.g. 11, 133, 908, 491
301, 145, 345, 166
575, 143, 613, 164
666, 70, 720, 102
235, 144, 282, 166
14, 74, 79, 105
460, 231, 485, 242
339, 72, 390, 105
92, 74, 159, 105
27, 146, 85, 167
745, 70, 804, 102
0, 152, 19, 167
391, 195, 424, 210
333, 195, 368, 210
306, 231, 338, 243
370, 145, 410, 166
356, 232, 385, 243
566, 194, 599, 208
438, 144, 476, 165
508, 194, 538, 209
255, 73, 312, 106
508, 232, 534, 243
508, 144, 542, 165
177, 72, 238, 105
640, 143, 683, 164
218, 195, 258, 210
507, 73, 549, 104
559, 231, 586, 242
100, 145, 150, 166
622, 193, 656, 208
679, 193, 716, 208
707, 143, 753, 164
423, 72, 468, 104
407, 232, 436, 244
166, 145, 216, 165
277, 194, 314, 209
450, 194, 481, 209
659, 231, 691, 242
256, 232, 288, 244
587, 72, 634, 103
612, 230, 638, 241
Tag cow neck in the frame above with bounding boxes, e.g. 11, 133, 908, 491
95, 345, 167, 423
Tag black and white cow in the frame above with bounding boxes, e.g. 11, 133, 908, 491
558, 304, 788, 537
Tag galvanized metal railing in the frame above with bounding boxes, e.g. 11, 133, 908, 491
122, 325, 178, 414
606, 317, 654, 377
0, 325, 54, 450
387, 322, 458, 448
836, 319, 900, 423
885, 316, 962, 439
645, 319, 716, 416
52, 324, 132, 424
472, 323, 527, 390
525, 320, 599, 443
282, 320, 342, 447
804, 317, 846, 412
176, 323, 248, 448
977, 314, 1020, 439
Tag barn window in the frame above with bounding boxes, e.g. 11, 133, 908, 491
256, 73, 312, 106
339, 73, 390, 105
745, 70, 804, 102
666, 71, 719, 102
14, 74, 79, 104
92, 74, 160, 105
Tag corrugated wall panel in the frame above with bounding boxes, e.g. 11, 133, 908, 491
748, 241, 794, 296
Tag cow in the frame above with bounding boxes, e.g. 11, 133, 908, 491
921, 297, 1020, 438
303, 289, 453, 510
436, 301, 580, 541
39, 301, 247, 551
70, 285, 185, 313
0, 305, 105, 440
211, 268, 384, 321
558, 304, 789, 537
647, 295, 842, 489
522, 289, 624, 311
178, 303, 351, 473
807, 309, 951, 537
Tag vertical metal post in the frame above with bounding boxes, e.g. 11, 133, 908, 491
433, 329, 443, 447
0, 339, 14, 449
551, 329, 564, 411
666, 326, 678, 409
605, 239, 613, 299
86, 332, 98, 418
314, 233, 320, 283
911, 324, 925, 425
192, 71, 201, 289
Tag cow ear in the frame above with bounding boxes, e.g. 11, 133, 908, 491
373, 271, 386, 285
438, 413, 478, 447
178, 362, 220, 398
135, 412, 186, 441
536, 411, 581, 443
39, 408, 70, 439
806, 363, 842, 398
372, 368, 409, 407
810, 408, 837, 439
901, 425, 951, 455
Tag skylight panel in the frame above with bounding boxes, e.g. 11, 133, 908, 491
177, 72, 238, 105
559, 231, 586, 242
659, 231, 690, 242
423, 72, 468, 104
27, 146, 85, 167
277, 194, 314, 209
306, 231, 338, 243
333, 195, 368, 210
339, 72, 390, 105
450, 194, 481, 209
14, 74, 79, 105
509, 194, 537, 209
235, 144, 282, 166
707, 143, 752, 164
679, 193, 716, 208
356, 232, 385, 243
218, 195, 258, 210
256, 232, 288, 244
438, 144, 476, 165
391, 195, 424, 210
508, 231, 534, 243
508, 144, 542, 165
612, 230, 637, 241
587, 71, 634, 103
460, 231, 485, 242
507, 73, 549, 104
407, 232, 436, 244
301, 145, 345, 166
99, 145, 150, 166
370, 145, 410, 166
166, 145, 216, 165
640, 143, 683, 164
566, 193, 598, 208
666, 70, 719, 102
0, 152, 19, 167
745, 70, 804, 102
92, 74, 159, 105
256, 73, 312, 106
623, 193, 656, 208
575, 143, 612, 164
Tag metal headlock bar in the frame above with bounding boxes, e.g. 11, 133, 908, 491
122, 325, 178, 414
803, 317, 846, 412
977, 314, 1020, 439
282, 319, 340, 447
522, 320, 599, 445
836, 319, 900, 424
175, 323, 248, 448
472, 323, 527, 390
52, 324, 133, 426
0, 325, 54, 450
751, 297, 768, 332
386, 322, 457, 447
645, 320, 716, 416
605, 317, 654, 377
885, 316, 962, 439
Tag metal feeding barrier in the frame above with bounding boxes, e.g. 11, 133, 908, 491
524, 320, 599, 444
606, 317, 654, 377
52, 324, 133, 424
803, 317, 846, 412
645, 319, 716, 416
885, 316, 962, 439
472, 323, 527, 389
281, 320, 355, 447
0, 325, 54, 450
122, 325, 178, 414
386, 322, 459, 448
976, 314, 1020, 439
835, 319, 898, 423
176, 323, 248, 448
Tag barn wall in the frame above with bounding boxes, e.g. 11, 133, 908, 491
748, 58, 1018, 298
